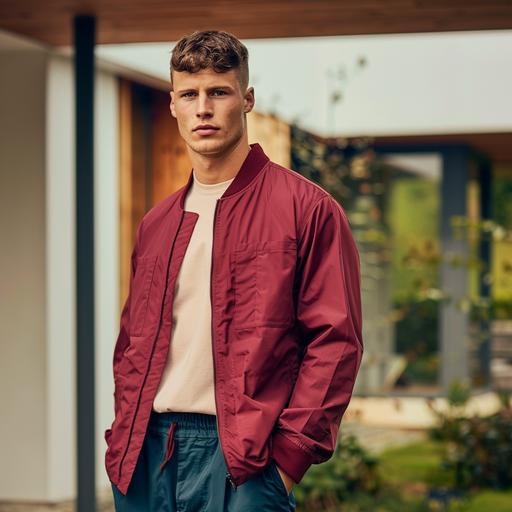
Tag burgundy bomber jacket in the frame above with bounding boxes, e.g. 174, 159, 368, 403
104, 142, 364, 495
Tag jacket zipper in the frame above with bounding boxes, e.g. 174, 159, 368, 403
118, 211, 184, 482
211, 199, 237, 491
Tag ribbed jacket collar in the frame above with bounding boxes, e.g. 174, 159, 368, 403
178, 143, 270, 210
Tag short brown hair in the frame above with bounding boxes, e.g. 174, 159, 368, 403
170, 30, 249, 91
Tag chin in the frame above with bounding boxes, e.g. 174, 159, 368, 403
190, 138, 233, 157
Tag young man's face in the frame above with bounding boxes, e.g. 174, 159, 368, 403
170, 67, 255, 158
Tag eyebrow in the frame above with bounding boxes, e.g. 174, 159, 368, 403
176, 85, 234, 94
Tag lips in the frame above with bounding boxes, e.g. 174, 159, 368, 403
193, 125, 219, 136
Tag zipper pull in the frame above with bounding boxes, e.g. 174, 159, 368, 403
226, 472, 238, 491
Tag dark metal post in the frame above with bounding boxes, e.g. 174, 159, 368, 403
478, 157, 492, 387
439, 146, 470, 392
74, 14, 97, 512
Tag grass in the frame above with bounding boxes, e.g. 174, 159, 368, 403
377, 439, 512, 511
378, 439, 453, 487
463, 490, 512, 511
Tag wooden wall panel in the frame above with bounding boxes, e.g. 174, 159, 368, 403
119, 80, 190, 307
247, 111, 291, 168
151, 93, 191, 205
118, 79, 133, 309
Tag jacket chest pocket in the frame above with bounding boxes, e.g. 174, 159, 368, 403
233, 240, 296, 329
129, 255, 158, 337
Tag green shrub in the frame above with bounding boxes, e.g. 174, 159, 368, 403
429, 385, 512, 490
392, 297, 440, 386
294, 433, 380, 510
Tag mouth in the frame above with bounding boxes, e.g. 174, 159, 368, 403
193, 125, 220, 136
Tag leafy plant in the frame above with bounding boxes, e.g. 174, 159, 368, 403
294, 433, 380, 510
429, 384, 512, 490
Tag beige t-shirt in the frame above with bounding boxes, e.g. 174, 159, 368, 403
152, 170, 235, 415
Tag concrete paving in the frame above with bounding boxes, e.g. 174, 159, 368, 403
340, 420, 427, 454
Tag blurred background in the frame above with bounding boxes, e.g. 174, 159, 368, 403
1, 1, 512, 511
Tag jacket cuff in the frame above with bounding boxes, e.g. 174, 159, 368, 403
270, 430, 313, 484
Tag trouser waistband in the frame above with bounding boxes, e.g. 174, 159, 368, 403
149, 409, 218, 436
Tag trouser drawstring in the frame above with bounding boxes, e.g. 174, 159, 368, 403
159, 421, 177, 472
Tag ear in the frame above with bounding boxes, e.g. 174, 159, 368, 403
243, 86, 255, 114
169, 90, 177, 118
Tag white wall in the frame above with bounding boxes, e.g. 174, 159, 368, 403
94, 68, 120, 495
45, 53, 76, 501
0, 48, 49, 501
45, 55, 120, 501
0, 32, 120, 502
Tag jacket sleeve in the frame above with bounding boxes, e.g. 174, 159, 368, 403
112, 219, 144, 418
270, 194, 364, 484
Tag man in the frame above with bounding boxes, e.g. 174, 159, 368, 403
105, 29, 363, 512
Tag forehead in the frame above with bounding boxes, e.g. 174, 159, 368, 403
172, 68, 241, 91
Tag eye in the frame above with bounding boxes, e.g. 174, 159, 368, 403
181, 91, 196, 98
212, 89, 227, 96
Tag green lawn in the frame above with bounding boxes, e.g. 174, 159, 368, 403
378, 439, 453, 486
377, 439, 512, 511
464, 490, 512, 512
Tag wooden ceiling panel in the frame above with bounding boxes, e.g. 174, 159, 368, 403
1, 0, 511, 47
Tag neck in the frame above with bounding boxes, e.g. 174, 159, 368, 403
188, 134, 251, 185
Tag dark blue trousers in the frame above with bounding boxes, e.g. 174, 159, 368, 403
111, 410, 296, 511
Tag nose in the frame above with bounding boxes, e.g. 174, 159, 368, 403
196, 92, 213, 119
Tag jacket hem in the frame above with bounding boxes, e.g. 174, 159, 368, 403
270, 430, 314, 484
